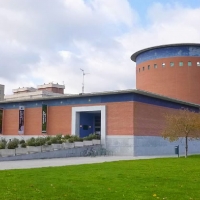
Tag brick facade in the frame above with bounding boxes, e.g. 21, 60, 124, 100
3, 109, 18, 135
0, 102, 134, 136
133, 102, 177, 136
137, 57, 200, 104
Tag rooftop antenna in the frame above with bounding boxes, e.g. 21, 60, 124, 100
80, 68, 89, 93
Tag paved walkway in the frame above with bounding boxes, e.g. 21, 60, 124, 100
0, 155, 176, 170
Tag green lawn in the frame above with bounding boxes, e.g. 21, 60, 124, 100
0, 156, 200, 200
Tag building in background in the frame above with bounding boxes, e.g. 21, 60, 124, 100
5, 83, 65, 101
0, 84, 4, 101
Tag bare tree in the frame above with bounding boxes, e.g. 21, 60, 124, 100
162, 108, 200, 157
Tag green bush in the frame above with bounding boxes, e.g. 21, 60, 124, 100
63, 135, 71, 139
47, 141, 52, 145
45, 136, 52, 142
35, 137, 46, 145
0, 141, 6, 149
26, 137, 36, 146
88, 133, 100, 140
68, 138, 74, 143
7, 141, 18, 149
50, 137, 59, 144
12, 138, 19, 147
83, 135, 92, 141
83, 134, 100, 141
71, 136, 83, 142
0, 138, 7, 149
21, 143, 26, 148
55, 134, 62, 140
19, 139, 25, 144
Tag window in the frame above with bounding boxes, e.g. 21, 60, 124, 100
170, 62, 174, 67
139, 68, 140, 72
154, 64, 157, 69
197, 62, 200, 67
162, 63, 165, 67
148, 65, 150, 70
179, 61, 183, 66
188, 61, 192, 66
143, 67, 145, 71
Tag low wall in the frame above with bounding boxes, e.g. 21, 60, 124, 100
0, 145, 102, 162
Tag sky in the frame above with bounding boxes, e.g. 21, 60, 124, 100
0, 0, 200, 95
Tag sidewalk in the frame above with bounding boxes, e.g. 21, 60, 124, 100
0, 155, 176, 170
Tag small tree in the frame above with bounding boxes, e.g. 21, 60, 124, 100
162, 108, 200, 157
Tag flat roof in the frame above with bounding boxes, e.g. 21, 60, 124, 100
0, 89, 199, 108
131, 43, 200, 62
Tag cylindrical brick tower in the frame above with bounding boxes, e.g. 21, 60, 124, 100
131, 43, 200, 104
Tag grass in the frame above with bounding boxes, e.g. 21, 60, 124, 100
0, 156, 200, 200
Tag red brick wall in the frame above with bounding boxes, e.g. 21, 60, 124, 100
106, 102, 134, 135
25, 108, 42, 135
47, 105, 71, 135
136, 57, 200, 104
1, 102, 134, 136
133, 102, 176, 136
3, 109, 18, 135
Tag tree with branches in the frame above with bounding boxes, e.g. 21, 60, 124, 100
162, 108, 200, 157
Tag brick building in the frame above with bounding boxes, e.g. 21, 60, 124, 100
0, 43, 200, 156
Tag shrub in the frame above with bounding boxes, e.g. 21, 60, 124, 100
63, 135, 71, 139
0, 138, 7, 149
35, 137, 46, 146
55, 134, 62, 140
88, 133, 100, 140
45, 136, 52, 142
19, 139, 25, 144
0, 141, 6, 149
21, 143, 26, 148
51, 137, 59, 144
72, 136, 83, 142
12, 138, 19, 147
83, 135, 92, 141
26, 137, 36, 146
7, 141, 18, 149
76, 137, 83, 142
47, 141, 52, 145
68, 138, 74, 143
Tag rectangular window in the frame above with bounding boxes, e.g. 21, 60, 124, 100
197, 62, 200, 67
154, 64, 157, 69
148, 65, 150, 70
179, 61, 183, 66
143, 67, 145, 71
139, 68, 140, 72
188, 61, 192, 66
170, 62, 174, 67
162, 63, 165, 67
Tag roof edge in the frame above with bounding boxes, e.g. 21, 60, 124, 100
131, 43, 200, 62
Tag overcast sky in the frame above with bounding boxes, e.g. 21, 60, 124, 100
0, 0, 200, 95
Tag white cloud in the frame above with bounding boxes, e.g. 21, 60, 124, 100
0, 0, 199, 96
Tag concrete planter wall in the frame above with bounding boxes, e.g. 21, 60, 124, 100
52, 144, 63, 150
63, 143, 75, 149
42, 145, 53, 152
83, 140, 93, 146
0, 149, 16, 157
92, 139, 101, 145
27, 146, 42, 153
74, 142, 84, 147
16, 148, 28, 155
